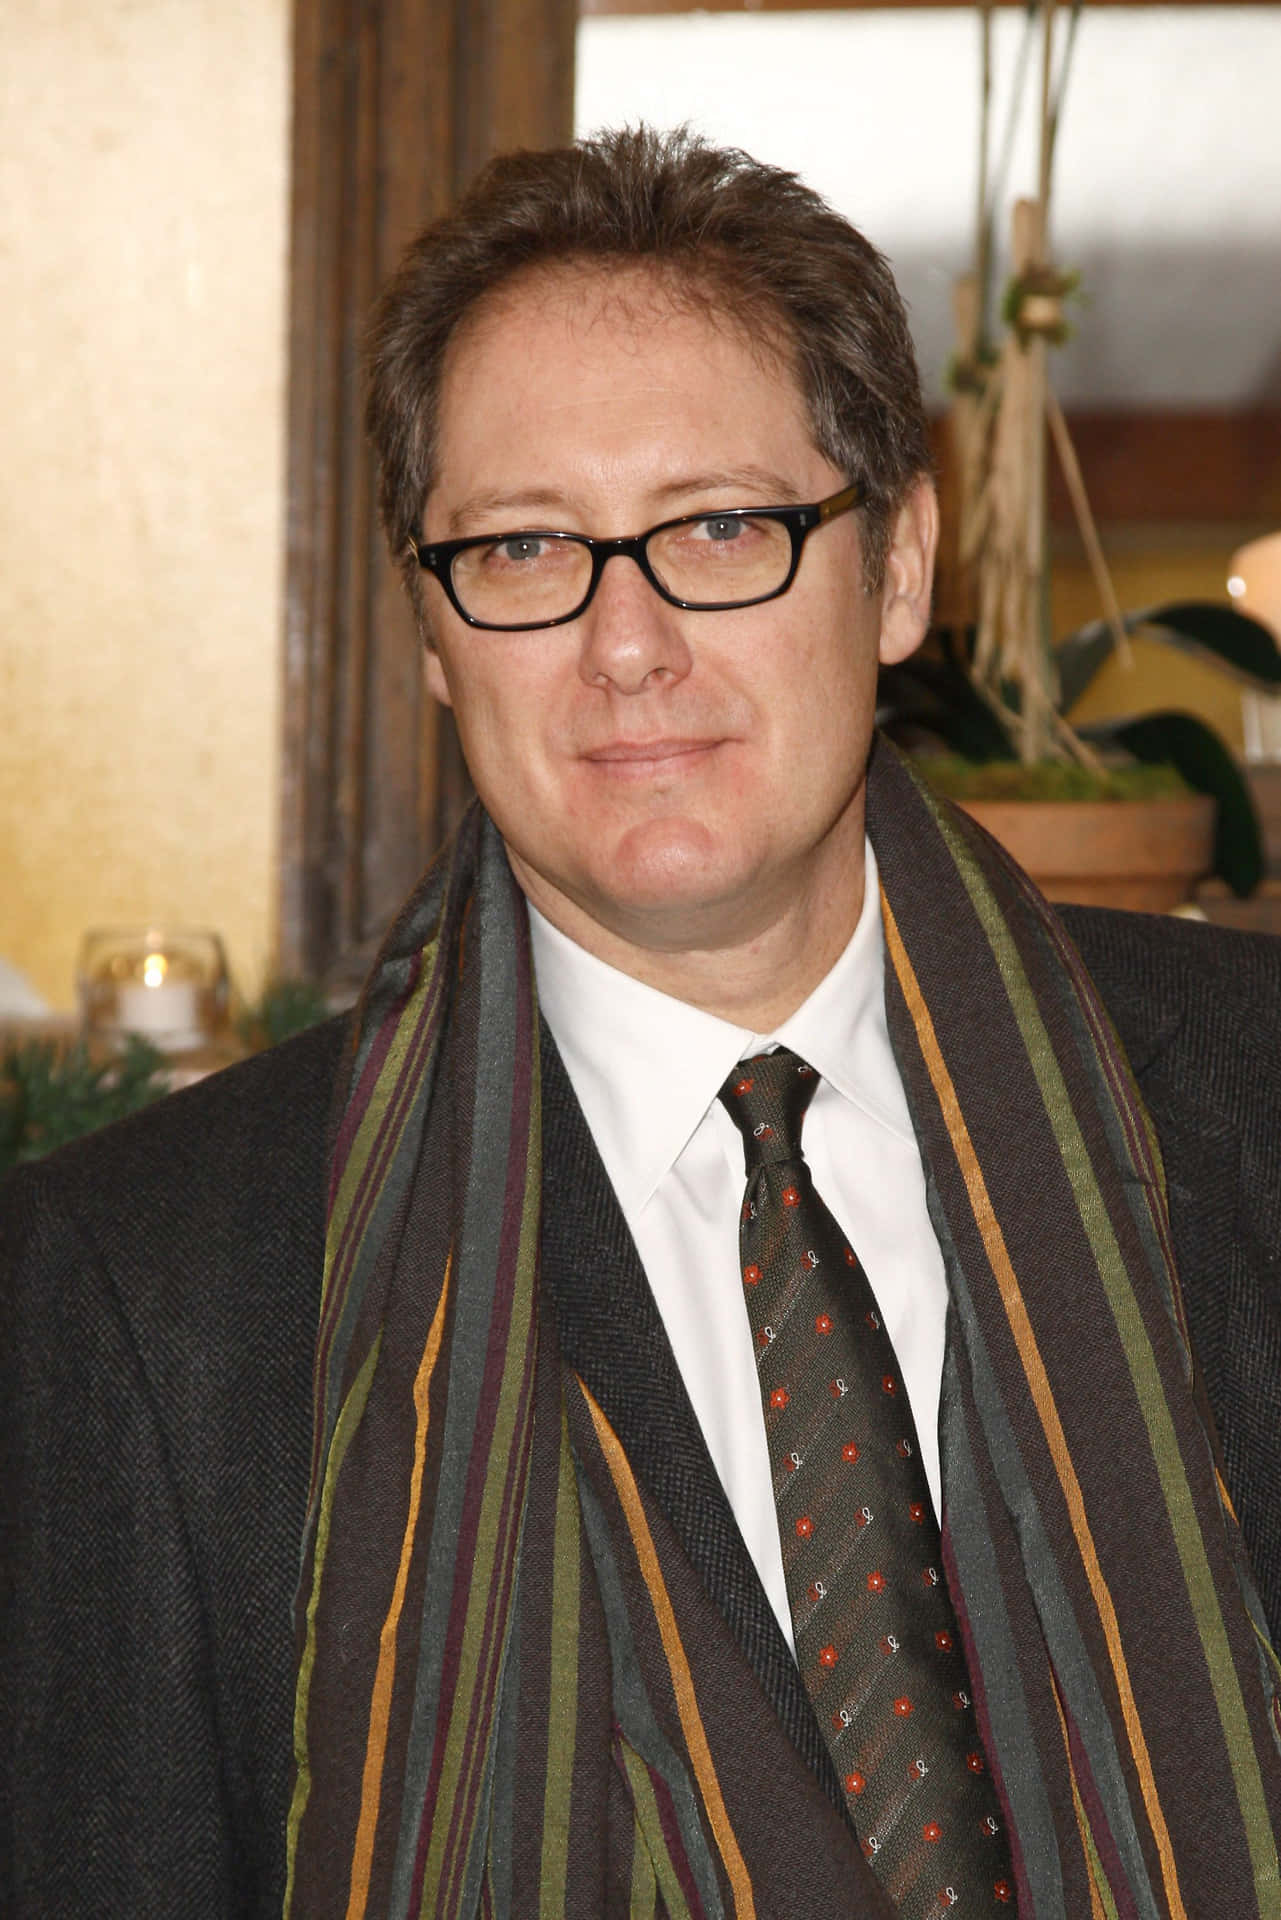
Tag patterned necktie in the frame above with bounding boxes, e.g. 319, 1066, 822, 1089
719, 1049, 1016, 1918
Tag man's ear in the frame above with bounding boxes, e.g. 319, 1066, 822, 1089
409, 530, 455, 707
877, 477, 939, 667
423, 641, 453, 709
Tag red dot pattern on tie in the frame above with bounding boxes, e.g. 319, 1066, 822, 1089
719, 1049, 1017, 1918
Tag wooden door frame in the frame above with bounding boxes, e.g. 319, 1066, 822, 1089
278, 0, 576, 985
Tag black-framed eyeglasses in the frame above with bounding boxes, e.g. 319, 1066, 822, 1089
409, 482, 865, 632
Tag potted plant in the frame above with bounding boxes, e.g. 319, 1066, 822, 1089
879, 601, 1281, 908
881, 0, 1281, 910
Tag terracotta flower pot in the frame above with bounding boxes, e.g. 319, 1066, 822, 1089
958, 793, 1217, 912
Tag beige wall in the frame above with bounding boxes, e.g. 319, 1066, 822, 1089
0, 0, 290, 1011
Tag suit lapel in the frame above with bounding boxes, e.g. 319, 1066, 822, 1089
537, 1018, 850, 1814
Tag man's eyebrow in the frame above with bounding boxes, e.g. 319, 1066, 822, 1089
650, 467, 806, 507
443, 468, 808, 535
445, 489, 569, 535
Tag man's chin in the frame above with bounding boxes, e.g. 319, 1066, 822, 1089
561, 860, 776, 960
508, 821, 766, 949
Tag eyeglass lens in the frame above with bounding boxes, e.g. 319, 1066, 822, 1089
449, 513, 795, 626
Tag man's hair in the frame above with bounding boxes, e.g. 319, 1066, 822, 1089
365, 124, 931, 605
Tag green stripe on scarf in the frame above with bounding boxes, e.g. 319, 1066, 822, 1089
284, 1332, 382, 1917
618, 1742, 696, 1920
924, 772, 1281, 1912
539, 1407, 582, 1918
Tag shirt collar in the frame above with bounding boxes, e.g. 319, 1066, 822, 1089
527, 839, 914, 1217
769, 841, 913, 1143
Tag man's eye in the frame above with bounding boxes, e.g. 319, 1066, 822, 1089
697, 516, 745, 543
492, 536, 548, 564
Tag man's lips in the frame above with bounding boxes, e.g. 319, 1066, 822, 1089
582, 738, 723, 766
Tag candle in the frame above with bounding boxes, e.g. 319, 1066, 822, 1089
117, 978, 201, 1046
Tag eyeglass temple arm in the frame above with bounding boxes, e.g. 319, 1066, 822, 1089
816, 482, 865, 523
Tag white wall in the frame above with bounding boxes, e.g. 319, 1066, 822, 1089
577, 7, 1281, 408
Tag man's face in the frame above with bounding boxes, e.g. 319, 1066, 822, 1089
420, 266, 934, 964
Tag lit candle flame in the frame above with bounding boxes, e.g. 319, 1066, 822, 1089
142, 952, 169, 989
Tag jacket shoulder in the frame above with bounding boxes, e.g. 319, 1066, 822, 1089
1, 1009, 350, 1521
1059, 906, 1281, 1078
5, 1010, 349, 1242
1, 1017, 351, 1913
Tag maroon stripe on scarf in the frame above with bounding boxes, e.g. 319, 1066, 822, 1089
428, 1357, 538, 1917
1061, 1685, 1143, 1920
408, 972, 540, 1912
319, 963, 444, 1353
326, 946, 424, 1198
308, 972, 448, 1498
651, 1757, 709, 1918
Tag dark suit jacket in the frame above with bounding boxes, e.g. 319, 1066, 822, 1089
3, 907, 1280, 1916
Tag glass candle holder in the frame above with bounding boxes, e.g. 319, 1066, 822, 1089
77, 928, 230, 1056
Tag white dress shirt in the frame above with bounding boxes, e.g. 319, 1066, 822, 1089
528, 839, 949, 1654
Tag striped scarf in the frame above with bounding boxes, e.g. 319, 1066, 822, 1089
286, 740, 1281, 1918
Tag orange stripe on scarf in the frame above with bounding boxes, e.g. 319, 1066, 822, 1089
883, 891, 1187, 1920
346, 1253, 454, 1918
583, 1384, 756, 1919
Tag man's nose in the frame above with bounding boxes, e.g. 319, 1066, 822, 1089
576, 550, 693, 694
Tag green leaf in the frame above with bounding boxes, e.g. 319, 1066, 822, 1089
1078, 711, 1265, 898
1057, 601, 1281, 711
1141, 602, 1281, 688
877, 655, 1015, 763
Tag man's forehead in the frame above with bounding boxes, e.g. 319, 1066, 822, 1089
442, 257, 795, 388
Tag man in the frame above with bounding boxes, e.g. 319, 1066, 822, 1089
4, 127, 1281, 1919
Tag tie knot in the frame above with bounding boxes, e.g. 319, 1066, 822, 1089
718, 1048, 819, 1169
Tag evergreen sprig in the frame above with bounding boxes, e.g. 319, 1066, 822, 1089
1, 977, 335, 1173
234, 977, 332, 1054
0, 1035, 169, 1176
